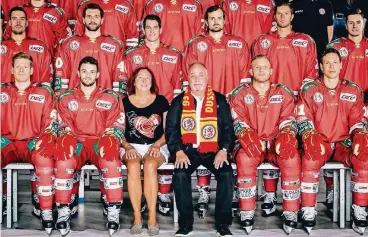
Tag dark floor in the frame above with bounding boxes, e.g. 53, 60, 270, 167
1, 172, 365, 236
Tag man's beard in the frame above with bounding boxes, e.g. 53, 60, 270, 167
85, 23, 101, 32
209, 26, 223, 33
12, 28, 24, 35
81, 79, 96, 87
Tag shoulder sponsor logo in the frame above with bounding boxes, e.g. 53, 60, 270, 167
229, 1, 239, 11
227, 40, 242, 48
43, 13, 57, 23
269, 95, 283, 103
1, 45, 8, 55
256, 4, 271, 13
101, 43, 116, 53
260, 38, 271, 49
69, 40, 80, 51
115, 4, 129, 13
182, 4, 197, 12
339, 47, 349, 58
29, 45, 44, 53
0, 92, 9, 104
162, 55, 177, 64
313, 92, 324, 104
197, 41, 208, 52
244, 94, 254, 104
292, 39, 308, 48
96, 100, 112, 110
132, 54, 143, 65
340, 93, 356, 102
29, 93, 46, 103
295, 10, 303, 14
68, 100, 79, 112
154, 3, 164, 13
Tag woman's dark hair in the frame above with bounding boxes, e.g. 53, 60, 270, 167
127, 67, 159, 95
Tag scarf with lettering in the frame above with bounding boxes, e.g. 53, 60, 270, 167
181, 85, 218, 153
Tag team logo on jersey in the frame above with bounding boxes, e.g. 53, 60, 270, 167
229, 1, 239, 11
162, 55, 177, 64
244, 94, 255, 104
339, 47, 349, 58
68, 100, 79, 112
115, 4, 129, 13
197, 41, 208, 52
29, 45, 44, 53
132, 54, 143, 65
100, 43, 116, 53
319, 8, 325, 15
182, 4, 197, 12
202, 124, 216, 140
182, 117, 196, 131
269, 95, 283, 103
313, 92, 324, 104
256, 4, 271, 13
340, 93, 357, 102
292, 39, 308, 48
227, 40, 242, 48
69, 40, 80, 51
0, 45, 7, 55
154, 3, 164, 13
260, 39, 271, 49
96, 100, 112, 110
29, 94, 46, 104
0, 92, 9, 104
43, 13, 57, 23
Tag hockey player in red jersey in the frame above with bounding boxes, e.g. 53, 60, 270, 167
229, 55, 300, 235
252, 2, 318, 97
251, 2, 318, 216
54, 3, 125, 94
125, 14, 183, 216
142, 0, 204, 53
296, 48, 368, 235
75, 0, 139, 48
327, 9, 368, 96
223, 0, 275, 45
1, 7, 52, 85
183, 5, 250, 218
51, 0, 82, 29
54, 56, 125, 236
1, 0, 28, 22
184, 5, 251, 95
1, 52, 58, 234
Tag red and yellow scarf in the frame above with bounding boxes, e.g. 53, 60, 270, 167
181, 85, 218, 153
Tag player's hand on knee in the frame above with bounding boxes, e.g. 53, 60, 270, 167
353, 130, 368, 161
238, 128, 264, 157
35, 132, 56, 158
302, 130, 328, 160
275, 128, 298, 159
55, 133, 77, 161
98, 135, 120, 161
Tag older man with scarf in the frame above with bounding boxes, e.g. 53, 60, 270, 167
166, 62, 235, 237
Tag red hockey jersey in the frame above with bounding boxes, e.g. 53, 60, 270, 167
1, 38, 53, 84
327, 37, 368, 94
124, 42, 182, 102
57, 87, 125, 141
296, 79, 366, 142
183, 33, 251, 95
54, 34, 125, 93
229, 83, 296, 140
223, 0, 274, 45
1, 83, 57, 141
75, 0, 139, 47
252, 31, 318, 94
142, 0, 203, 53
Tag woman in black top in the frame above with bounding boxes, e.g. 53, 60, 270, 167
122, 67, 169, 235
